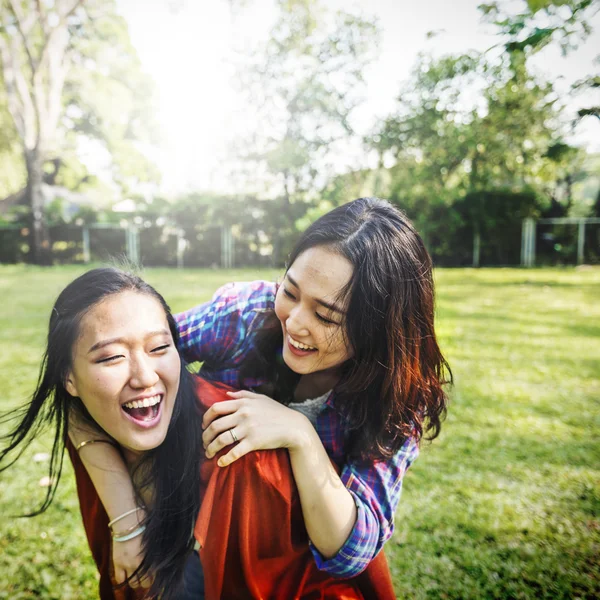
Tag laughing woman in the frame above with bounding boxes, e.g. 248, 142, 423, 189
0, 268, 204, 600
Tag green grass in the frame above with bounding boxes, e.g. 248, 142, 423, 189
0, 265, 598, 599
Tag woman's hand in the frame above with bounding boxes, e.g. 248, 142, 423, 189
202, 390, 311, 467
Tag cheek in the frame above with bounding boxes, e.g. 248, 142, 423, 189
323, 329, 350, 359
158, 353, 182, 386
274, 295, 287, 325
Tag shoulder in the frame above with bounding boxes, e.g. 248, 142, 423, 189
211, 280, 277, 315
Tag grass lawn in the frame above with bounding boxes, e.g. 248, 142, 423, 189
0, 265, 598, 599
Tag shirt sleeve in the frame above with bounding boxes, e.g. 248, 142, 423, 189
309, 435, 420, 578
175, 280, 276, 366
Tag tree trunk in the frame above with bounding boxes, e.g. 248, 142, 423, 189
25, 148, 51, 265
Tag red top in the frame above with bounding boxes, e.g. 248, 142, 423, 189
67, 378, 396, 599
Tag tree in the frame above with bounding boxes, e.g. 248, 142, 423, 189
369, 50, 577, 264
479, 0, 599, 122
232, 0, 379, 264
0, 0, 159, 263
479, 0, 598, 54
0, 68, 25, 201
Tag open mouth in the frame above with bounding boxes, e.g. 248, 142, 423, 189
287, 335, 317, 355
122, 394, 162, 424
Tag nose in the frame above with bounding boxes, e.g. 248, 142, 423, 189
286, 304, 310, 337
129, 353, 159, 390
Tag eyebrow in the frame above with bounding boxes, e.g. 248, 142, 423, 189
286, 274, 346, 315
87, 329, 171, 354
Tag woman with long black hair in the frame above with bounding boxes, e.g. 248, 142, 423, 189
0, 267, 204, 600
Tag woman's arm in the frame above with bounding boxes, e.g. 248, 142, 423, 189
287, 419, 358, 558
201, 392, 356, 559
202, 390, 419, 577
68, 412, 138, 518
68, 411, 149, 588
175, 281, 276, 365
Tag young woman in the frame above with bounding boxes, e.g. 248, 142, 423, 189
70, 197, 451, 598
0, 267, 204, 600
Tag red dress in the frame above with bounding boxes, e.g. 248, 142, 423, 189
67, 378, 396, 599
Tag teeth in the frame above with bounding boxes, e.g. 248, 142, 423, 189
288, 336, 316, 351
123, 395, 161, 410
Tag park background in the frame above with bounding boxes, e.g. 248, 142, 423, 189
0, 0, 599, 598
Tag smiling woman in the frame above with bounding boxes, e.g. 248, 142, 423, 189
65, 291, 181, 456
0, 268, 204, 600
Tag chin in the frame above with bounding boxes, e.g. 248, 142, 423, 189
128, 430, 169, 453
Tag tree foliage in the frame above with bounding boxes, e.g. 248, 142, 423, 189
0, 0, 159, 262
233, 0, 379, 264
369, 48, 589, 264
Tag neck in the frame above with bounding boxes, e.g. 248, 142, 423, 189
122, 447, 143, 469
294, 369, 340, 402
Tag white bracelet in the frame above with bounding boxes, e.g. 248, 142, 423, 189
108, 507, 143, 528
113, 525, 146, 543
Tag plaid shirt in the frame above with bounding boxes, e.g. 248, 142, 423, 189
176, 280, 419, 578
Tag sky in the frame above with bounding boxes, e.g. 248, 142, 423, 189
115, 0, 600, 196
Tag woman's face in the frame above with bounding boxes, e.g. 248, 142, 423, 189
65, 291, 181, 455
275, 246, 354, 376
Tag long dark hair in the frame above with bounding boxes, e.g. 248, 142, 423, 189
0, 267, 203, 600
242, 197, 451, 460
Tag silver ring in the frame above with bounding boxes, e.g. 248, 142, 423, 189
230, 428, 239, 443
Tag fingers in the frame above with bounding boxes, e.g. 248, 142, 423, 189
205, 425, 245, 459
202, 399, 242, 429
202, 413, 239, 448
138, 572, 153, 589
114, 567, 127, 585
226, 390, 262, 399
216, 439, 253, 467
122, 570, 153, 590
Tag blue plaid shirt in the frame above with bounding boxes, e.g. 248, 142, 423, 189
176, 280, 419, 578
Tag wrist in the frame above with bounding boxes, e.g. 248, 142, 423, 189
288, 412, 318, 453
108, 506, 145, 534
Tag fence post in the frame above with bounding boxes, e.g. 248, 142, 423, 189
177, 230, 185, 269
221, 225, 234, 269
521, 219, 528, 266
126, 226, 140, 265
521, 218, 536, 267
473, 231, 481, 268
82, 227, 90, 263
577, 219, 585, 265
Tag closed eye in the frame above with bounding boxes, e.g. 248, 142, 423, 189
316, 313, 338, 326
283, 288, 296, 300
96, 355, 124, 364
151, 344, 171, 353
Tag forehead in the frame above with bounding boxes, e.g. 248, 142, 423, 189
288, 247, 353, 300
77, 291, 168, 343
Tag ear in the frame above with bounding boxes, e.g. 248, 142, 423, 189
65, 373, 79, 398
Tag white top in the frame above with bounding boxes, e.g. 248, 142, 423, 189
288, 391, 331, 426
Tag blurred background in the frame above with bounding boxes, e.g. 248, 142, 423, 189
0, 0, 599, 268
0, 2, 599, 599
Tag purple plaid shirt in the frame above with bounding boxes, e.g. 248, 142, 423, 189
176, 280, 419, 578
